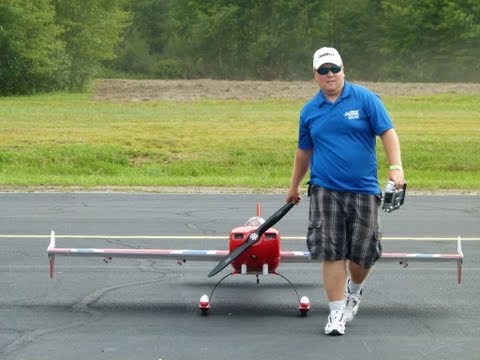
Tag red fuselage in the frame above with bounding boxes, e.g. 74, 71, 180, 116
229, 226, 280, 274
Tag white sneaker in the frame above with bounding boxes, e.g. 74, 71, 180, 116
324, 310, 346, 336
345, 279, 362, 322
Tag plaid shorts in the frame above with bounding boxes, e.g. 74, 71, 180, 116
307, 185, 383, 269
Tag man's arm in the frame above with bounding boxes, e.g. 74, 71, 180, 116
380, 128, 405, 189
286, 148, 312, 203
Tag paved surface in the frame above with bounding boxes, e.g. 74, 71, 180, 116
0, 193, 479, 360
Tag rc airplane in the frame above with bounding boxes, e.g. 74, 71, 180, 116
47, 201, 464, 316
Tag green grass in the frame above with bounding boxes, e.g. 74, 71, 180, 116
379, 95, 480, 189
0, 91, 479, 191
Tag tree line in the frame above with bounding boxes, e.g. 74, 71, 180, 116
1, 0, 479, 95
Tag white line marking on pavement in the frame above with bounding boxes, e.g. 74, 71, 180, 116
0, 235, 479, 240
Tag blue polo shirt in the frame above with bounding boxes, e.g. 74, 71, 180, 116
298, 81, 393, 194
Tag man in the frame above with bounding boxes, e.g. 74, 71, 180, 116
286, 47, 405, 336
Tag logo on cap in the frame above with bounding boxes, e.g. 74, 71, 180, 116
318, 52, 336, 58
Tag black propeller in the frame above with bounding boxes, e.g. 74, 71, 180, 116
208, 202, 295, 277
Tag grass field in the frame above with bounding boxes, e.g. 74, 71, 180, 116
0, 82, 479, 192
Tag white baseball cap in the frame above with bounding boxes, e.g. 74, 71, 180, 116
313, 47, 342, 69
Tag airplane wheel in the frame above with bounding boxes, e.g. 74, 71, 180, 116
199, 294, 210, 316
298, 296, 310, 317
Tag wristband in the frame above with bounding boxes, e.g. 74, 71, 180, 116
389, 165, 402, 170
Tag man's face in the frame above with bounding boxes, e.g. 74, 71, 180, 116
313, 63, 345, 96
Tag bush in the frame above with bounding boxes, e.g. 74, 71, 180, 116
152, 59, 186, 79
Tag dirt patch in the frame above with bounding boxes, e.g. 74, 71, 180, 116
92, 78, 480, 102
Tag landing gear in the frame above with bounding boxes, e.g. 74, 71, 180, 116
199, 272, 232, 316
275, 272, 310, 317
198, 271, 310, 316
199, 294, 211, 315
299, 296, 310, 316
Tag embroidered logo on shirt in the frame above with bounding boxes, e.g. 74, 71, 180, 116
344, 110, 360, 120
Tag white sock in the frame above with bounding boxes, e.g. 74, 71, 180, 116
329, 300, 345, 312
348, 279, 363, 295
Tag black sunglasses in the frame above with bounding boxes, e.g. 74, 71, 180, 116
316, 65, 342, 75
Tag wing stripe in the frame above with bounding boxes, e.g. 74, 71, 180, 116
48, 247, 228, 261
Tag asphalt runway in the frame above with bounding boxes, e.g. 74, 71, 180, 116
0, 193, 479, 360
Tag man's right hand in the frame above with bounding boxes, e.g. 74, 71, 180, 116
286, 187, 302, 205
